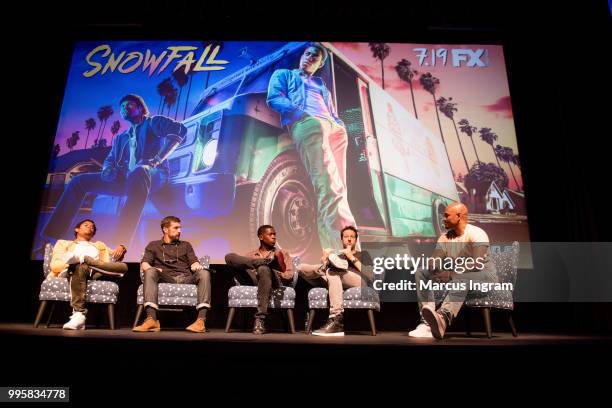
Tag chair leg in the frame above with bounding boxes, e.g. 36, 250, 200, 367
34, 301, 47, 328
45, 303, 56, 328
306, 309, 316, 334
367, 309, 377, 336
225, 307, 236, 333
508, 311, 518, 337
287, 309, 296, 334
465, 307, 471, 337
108, 304, 115, 330
481, 307, 492, 338
133, 305, 143, 329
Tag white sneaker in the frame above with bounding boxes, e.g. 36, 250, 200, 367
408, 323, 433, 338
63, 311, 86, 330
328, 253, 348, 270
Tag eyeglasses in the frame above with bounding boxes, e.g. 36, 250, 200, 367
162, 243, 179, 264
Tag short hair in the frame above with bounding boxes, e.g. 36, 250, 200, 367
119, 94, 149, 116
257, 225, 274, 237
305, 42, 328, 66
74, 219, 96, 237
340, 225, 358, 239
161, 216, 181, 231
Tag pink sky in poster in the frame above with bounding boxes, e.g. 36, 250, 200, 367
333, 42, 522, 190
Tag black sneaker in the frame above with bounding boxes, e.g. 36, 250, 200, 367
312, 315, 344, 337
253, 316, 266, 335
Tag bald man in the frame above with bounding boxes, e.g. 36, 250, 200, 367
409, 202, 498, 339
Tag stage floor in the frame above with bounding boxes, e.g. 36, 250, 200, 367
2, 322, 610, 397
1, 323, 610, 346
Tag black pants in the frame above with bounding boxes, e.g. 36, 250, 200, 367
68, 260, 128, 314
224, 253, 279, 318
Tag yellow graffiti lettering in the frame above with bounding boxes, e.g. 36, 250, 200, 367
83, 44, 111, 78
82, 44, 229, 77
118, 52, 143, 74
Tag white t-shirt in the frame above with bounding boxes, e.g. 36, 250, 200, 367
62, 241, 100, 267
435, 224, 494, 274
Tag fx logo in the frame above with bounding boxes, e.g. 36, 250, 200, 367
452, 49, 489, 67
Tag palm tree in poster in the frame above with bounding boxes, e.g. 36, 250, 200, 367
84, 118, 96, 149
172, 68, 188, 120
157, 78, 173, 115
52, 144, 60, 158
110, 120, 121, 145
458, 118, 481, 164
395, 58, 419, 118
501, 146, 521, 191
95, 105, 114, 147
512, 153, 523, 190
437, 96, 470, 174
420, 72, 452, 174
368, 43, 390, 89
479, 127, 502, 168
493, 144, 509, 183
165, 86, 178, 117
66, 131, 80, 152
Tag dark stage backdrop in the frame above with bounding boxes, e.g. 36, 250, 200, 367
5, 1, 611, 332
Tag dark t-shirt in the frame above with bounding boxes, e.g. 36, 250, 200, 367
142, 240, 198, 276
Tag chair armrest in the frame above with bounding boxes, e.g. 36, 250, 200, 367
291, 256, 300, 288
199, 256, 215, 273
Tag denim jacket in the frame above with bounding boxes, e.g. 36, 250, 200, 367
267, 69, 345, 128
102, 115, 186, 181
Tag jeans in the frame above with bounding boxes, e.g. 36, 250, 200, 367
42, 165, 167, 246
415, 268, 498, 325
142, 267, 212, 310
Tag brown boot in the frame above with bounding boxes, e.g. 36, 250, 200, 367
186, 318, 206, 333
133, 317, 161, 332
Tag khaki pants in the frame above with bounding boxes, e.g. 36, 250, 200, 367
298, 263, 364, 317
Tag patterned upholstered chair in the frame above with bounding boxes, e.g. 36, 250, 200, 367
433, 241, 519, 338
463, 241, 519, 338
224, 257, 300, 333
34, 243, 122, 329
132, 256, 211, 328
306, 284, 381, 336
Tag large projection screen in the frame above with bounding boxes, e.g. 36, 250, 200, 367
32, 41, 529, 264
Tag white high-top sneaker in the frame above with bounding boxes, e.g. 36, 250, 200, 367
63, 311, 86, 330
408, 323, 433, 338
328, 253, 348, 270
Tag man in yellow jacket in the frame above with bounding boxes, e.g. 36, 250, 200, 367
49, 219, 128, 330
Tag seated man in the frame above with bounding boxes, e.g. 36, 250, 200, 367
133, 216, 211, 333
38, 94, 186, 251
409, 202, 498, 340
224, 225, 294, 335
298, 226, 373, 337
49, 219, 128, 330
